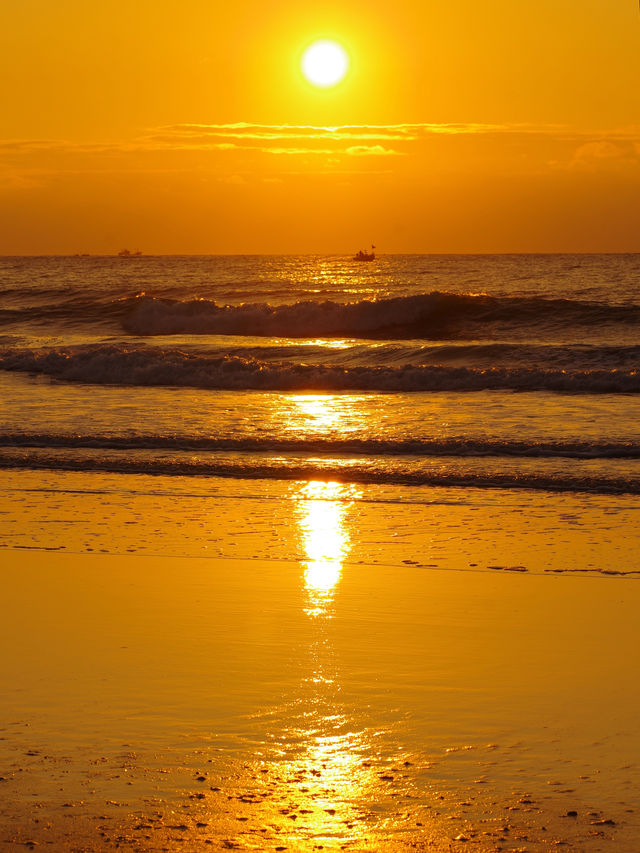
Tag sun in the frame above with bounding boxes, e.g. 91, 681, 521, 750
301, 40, 349, 88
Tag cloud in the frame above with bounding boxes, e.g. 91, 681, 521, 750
4, 123, 640, 163
136, 122, 640, 165
154, 122, 417, 142
568, 140, 640, 172
345, 145, 402, 157
0, 128, 406, 159
132, 121, 529, 159
150, 121, 510, 146
2, 123, 640, 189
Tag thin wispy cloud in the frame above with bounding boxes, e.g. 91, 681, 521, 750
137, 122, 640, 161
150, 121, 511, 145
2, 124, 640, 187
153, 121, 640, 144
3, 123, 640, 162
133, 121, 591, 159
153, 123, 419, 142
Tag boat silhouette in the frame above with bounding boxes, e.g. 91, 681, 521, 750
353, 244, 376, 262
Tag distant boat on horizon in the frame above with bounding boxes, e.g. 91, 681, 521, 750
118, 248, 143, 257
353, 244, 376, 262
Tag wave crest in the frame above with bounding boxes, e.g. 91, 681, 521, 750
2, 343, 640, 393
123, 291, 640, 339
2, 431, 640, 459
1, 448, 639, 496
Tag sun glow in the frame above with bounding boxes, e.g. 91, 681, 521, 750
301, 40, 349, 88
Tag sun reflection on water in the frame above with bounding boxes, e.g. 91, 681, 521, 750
296, 480, 352, 617
299, 338, 353, 349
290, 394, 347, 433
188, 479, 434, 849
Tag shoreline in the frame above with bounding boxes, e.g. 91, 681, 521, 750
3, 468, 640, 579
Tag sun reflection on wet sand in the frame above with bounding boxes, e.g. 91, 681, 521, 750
296, 480, 352, 617
219, 477, 407, 847
252, 729, 390, 849
206, 710, 423, 850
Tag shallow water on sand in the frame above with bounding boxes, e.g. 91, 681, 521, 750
1, 472, 639, 850
2, 469, 640, 577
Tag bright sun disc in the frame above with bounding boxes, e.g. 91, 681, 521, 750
301, 40, 349, 87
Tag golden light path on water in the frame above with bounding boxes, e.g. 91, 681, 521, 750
204, 473, 418, 848
297, 480, 350, 617
291, 395, 355, 614
229, 477, 415, 849
289, 393, 354, 434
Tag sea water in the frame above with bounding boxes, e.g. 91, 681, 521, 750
2, 253, 640, 497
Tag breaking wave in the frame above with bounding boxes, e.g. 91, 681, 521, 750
1, 448, 639, 496
6, 288, 640, 343
122, 291, 640, 339
2, 343, 640, 393
2, 432, 640, 460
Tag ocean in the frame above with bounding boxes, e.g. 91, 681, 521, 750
2, 252, 640, 498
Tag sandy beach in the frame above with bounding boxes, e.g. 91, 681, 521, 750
1, 472, 639, 851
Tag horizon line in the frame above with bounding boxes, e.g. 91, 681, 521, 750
1, 250, 640, 258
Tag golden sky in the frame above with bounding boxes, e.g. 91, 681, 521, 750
1, 0, 639, 254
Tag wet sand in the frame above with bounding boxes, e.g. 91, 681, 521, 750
1, 529, 639, 850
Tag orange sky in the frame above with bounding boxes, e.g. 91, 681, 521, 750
1, 0, 639, 254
